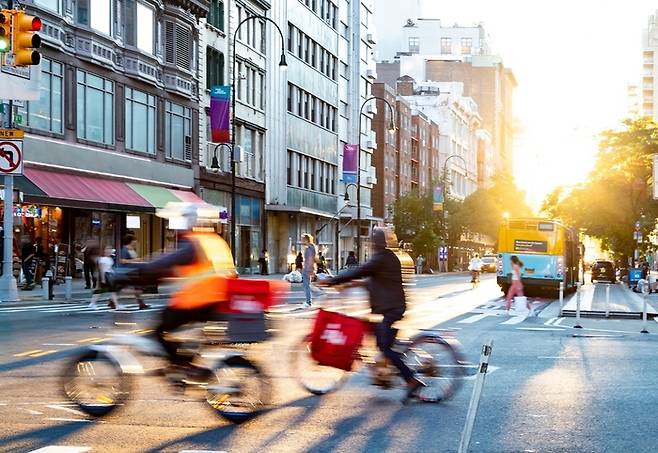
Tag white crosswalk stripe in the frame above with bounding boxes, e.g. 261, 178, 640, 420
500, 315, 527, 325
458, 313, 492, 324
0, 302, 167, 314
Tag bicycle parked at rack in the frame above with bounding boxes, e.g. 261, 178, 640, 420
290, 288, 466, 402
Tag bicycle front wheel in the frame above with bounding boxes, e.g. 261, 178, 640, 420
403, 334, 465, 402
291, 335, 350, 395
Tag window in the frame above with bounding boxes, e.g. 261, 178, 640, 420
124, 1, 154, 53
208, 0, 224, 31
165, 101, 191, 161
76, 70, 114, 145
164, 22, 193, 71
461, 37, 472, 55
206, 47, 224, 89
237, 3, 265, 52
125, 88, 156, 154
77, 0, 111, 35
20, 58, 63, 134
408, 36, 420, 54
35, 0, 60, 13
440, 37, 451, 55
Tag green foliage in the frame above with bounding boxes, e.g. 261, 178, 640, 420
540, 117, 658, 261
392, 190, 443, 257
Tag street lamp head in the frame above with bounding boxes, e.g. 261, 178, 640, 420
343, 191, 350, 202
210, 154, 220, 173
279, 54, 288, 69
388, 120, 396, 134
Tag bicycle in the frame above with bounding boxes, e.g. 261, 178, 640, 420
290, 288, 465, 402
471, 270, 480, 289
61, 301, 272, 424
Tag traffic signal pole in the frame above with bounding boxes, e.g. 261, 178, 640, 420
0, 0, 20, 302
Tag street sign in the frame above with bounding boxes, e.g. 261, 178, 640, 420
0, 128, 23, 138
0, 137, 22, 174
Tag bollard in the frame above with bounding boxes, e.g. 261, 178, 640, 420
641, 289, 649, 334
574, 282, 583, 329
64, 276, 73, 301
605, 284, 610, 318
42, 277, 49, 300
558, 281, 564, 317
458, 339, 493, 453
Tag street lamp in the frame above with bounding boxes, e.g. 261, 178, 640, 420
230, 16, 287, 263
440, 154, 468, 271
343, 183, 357, 202
210, 143, 232, 173
356, 96, 396, 261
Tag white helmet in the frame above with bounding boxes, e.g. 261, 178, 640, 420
157, 202, 224, 230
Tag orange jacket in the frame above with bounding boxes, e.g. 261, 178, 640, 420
169, 231, 236, 310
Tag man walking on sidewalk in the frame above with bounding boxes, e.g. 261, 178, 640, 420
301, 234, 316, 308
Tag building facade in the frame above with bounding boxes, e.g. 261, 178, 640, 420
198, 0, 269, 273
1, 0, 208, 278
642, 11, 658, 118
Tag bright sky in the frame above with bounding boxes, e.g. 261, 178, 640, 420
423, 0, 655, 208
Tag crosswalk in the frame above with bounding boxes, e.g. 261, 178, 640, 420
0, 301, 167, 314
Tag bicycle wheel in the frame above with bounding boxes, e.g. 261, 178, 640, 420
206, 355, 270, 424
61, 348, 131, 417
402, 334, 465, 402
291, 335, 350, 395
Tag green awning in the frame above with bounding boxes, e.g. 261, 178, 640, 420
127, 183, 180, 208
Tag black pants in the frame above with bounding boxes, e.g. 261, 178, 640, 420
22, 259, 34, 286
84, 262, 97, 289
375, 308, 414, 381
156, 305, 220, 365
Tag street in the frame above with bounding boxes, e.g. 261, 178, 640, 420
1, 274, 657, 452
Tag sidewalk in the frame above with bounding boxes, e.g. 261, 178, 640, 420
559, 282, 658, 319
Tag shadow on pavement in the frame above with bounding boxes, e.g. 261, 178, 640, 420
1, 421, 89, 452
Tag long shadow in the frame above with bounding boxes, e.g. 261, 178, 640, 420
1, 421, 89, 451
145, 395, 324, 453
0, 347, 83, 373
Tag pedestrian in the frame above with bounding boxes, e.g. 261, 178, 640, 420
415, 254, 424, 274
301, 233, 316, 308
89, 246, 123, 310
317, 251, 327, 273
21, 238, 36, 290
118, 234, 149, 309
505, 255, 525, 312
258, 249, 269, 275
345, 250, 358, 268
295, 251, 303, 271
82, 239, 100, 290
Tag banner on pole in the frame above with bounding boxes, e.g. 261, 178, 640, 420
343, 144, 358, 183
433, 185, 444, 211
210, 85, 231, 143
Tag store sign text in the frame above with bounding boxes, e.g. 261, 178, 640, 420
14, 205, 42, 218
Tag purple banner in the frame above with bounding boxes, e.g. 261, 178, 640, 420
343, 144, 358, 183
210, 85, 231, 143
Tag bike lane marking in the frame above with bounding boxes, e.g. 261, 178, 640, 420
29, 447, 92, 453
458, 313, 492, 324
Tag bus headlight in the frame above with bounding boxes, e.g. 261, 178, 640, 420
557, 256, 564, 277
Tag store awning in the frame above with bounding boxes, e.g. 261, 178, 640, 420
24, 168, 152, 210
127, 184, 205, 208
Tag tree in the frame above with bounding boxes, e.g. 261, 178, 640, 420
392, 190, 442, 258
541, 117, 658, 263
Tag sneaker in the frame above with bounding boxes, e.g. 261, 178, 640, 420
303, 301, 312, 309
139, 303, 151, 310
402, 377, 427, 404
88, 301, 98, 310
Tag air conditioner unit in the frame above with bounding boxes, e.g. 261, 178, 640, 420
366, 68, 376, 79
365, 102, 377, 115
366, 175, 377, 185
366, 33, 376, 45
366, 139, 375, 149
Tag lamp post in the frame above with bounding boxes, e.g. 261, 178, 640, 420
440, 154, 468, 271
230, 15, 287, 264
356, 96, 396, 262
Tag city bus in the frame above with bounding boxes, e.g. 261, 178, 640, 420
497, 218, 580, 296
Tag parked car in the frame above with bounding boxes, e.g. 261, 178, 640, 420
591, 260, 615, 283
481, 255, 498, 273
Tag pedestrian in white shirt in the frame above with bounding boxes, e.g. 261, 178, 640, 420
469, 254, 483, 283
89, 246, 123, 310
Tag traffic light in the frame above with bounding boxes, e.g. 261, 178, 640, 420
12, 11, 41, 66
0, 10, 11, 53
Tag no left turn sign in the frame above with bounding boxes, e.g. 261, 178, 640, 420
0, 140, 23, 175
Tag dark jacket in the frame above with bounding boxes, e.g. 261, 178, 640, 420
330, 248, 405, 314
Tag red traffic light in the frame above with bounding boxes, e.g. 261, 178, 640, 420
31, 17, 42, 31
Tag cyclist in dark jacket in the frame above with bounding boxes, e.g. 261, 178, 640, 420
324, 228, 424, 399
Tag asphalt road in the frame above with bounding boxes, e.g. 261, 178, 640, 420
1, 274, 658, 452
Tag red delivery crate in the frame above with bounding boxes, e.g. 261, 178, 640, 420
310, 309, 366, 371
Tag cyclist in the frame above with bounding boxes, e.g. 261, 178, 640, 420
321, 227, 425, 401
116, 203, 236, 376
469, 254, 483, 284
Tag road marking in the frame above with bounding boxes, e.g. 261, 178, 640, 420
43, 418, 94, 423
572, 333, 625, 338
544, 317, 557, 326
30, 350, 57, 358
29, 447, 92, 453
77, 337, 103, 343
501, 316, 527, 325
516, 327, 566, 331
537, 356, 580, 359
554, 318, 565, 326
14, 349, 43, 357
46, 405, 88, 417
43, 343, 75, 347
458, 313, 491, 324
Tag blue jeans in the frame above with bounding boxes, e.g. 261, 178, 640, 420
375, 308, 414, 381
302, 271, 312, 305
